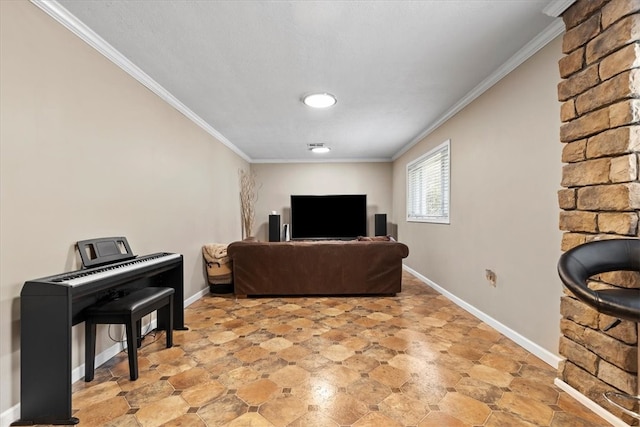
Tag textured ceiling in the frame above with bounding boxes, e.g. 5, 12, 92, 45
54, 0, 562, 162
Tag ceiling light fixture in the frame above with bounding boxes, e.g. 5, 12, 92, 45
302, 93, 337, 108
308, 143, 331, 154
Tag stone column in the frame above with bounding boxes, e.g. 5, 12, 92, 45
557, 0, 640, 424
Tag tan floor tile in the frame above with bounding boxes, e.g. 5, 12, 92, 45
275, 303, 300, 312
470, 325, 503, 343
168, 366, 211, 390
207, 330, 238, 345
250, 355, 288, 376
73, 380, 122, 410
509, 377, 559, 404
321, 307, 345, 316
198, 394, 248, 425
200, 354, 243, 376
265, 323, 294, 335
353, 317, 380, 328
346, 377, 392, 405
102, 413, 140, 427
125, 379, 175, 407
259, 394, 308, 426
227, 412, 276, 426
259, 336, 293, 352
362, 344, 397, 362
369, 364, 411, 388
158, 413, 207, 427
191, 345, 228, 365
448, 342, 486, 361
288, 317, 315, 328
219, 366, 261, 388
323, 392, 369, 425
180, 380, 226, 407
146, 346, 185, 365
236, 378, 280, 405
480, 352, 522, 373
485, 410, 539, 426
436, 351, 475, 372
276, 343, 311, 362
232, 323, 261, 336
438, 392, 492, 425
343, 354, 380, 372
269, 364, 310, 387
234, 345, 270, 363
117, 369, 164, 392
379, 392, 429, 425
73, 396, 130, 426
455, 377, 504, 404
288, 411, 340, 427
468, 363, 514, 388
352, 411, 404, 427
341, 336, 370, 351
401, 380, 448, 405
321, 328, 351, 342
379, 335, 409, 351
154, 356, 198, 377
290, 378, 338, 406
497, 391, 555, 425
388, 353, 428, 373
134, 395, 189, 427
320, 364, 362, 388
418, 411, 467, 427
320, 343, 354, 362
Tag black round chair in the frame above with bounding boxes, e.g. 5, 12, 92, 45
558, 238, 640, 419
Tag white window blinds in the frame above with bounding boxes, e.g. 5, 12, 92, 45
406, 139, 450, 223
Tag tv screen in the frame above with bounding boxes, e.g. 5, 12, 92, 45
290, 194, 367, 240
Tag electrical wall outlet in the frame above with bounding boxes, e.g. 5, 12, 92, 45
485, 269, 497, 287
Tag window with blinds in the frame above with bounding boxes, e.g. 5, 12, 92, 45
406, 139, 450, 223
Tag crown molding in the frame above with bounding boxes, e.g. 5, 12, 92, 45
250, 157, 392, 164
30, 0, 252, 163
392, 18, 565, 161
543, 0, 575, 18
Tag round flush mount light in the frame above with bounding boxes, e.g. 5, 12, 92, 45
308, 143, 331, 154
311, 146, 331, 154
302, 93, 337, 108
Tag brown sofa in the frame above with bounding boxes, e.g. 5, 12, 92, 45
227, 239, 409, 297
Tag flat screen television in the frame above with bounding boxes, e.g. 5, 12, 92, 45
290, 194, 367, 240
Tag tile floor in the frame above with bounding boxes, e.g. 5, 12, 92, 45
68, 272, 611, 426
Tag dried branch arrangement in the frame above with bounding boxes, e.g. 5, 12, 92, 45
239, 169, 259, 238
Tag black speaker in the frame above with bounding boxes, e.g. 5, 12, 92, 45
269, 214, 280, 242
374, 214, 387, 236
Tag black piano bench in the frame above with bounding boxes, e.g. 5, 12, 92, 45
84, 287, 175, 382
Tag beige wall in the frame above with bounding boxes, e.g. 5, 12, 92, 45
0, 1, 247, 415
251, 162, 393, 241
393, 36, 564, 354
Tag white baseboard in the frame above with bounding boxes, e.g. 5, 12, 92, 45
2, 290, 209, 427
1, 405, 19, 427
185, 286, 209, 307
402, 265, 562, 368
554, 379, 629, 426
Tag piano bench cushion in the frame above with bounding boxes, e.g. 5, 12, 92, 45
85, 287, 175, 319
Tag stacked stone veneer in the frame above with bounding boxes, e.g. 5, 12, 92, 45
557, 0, 640, 423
